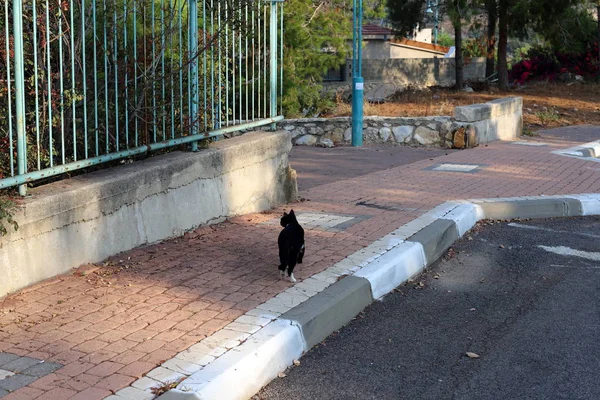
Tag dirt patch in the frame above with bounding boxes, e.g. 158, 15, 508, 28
325, 82, 600, 133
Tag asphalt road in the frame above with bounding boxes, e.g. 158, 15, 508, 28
255, 216, 600, 400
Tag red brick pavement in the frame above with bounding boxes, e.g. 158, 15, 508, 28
1, 134, 600, 399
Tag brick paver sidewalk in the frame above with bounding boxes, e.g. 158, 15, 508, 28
0, 127, 599, 399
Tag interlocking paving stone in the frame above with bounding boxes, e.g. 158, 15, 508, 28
1, 357, 42, 373
20, 361, 62, 378
0, 374, 38, 392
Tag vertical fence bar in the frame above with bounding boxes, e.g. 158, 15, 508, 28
70, 0, 77, 160
279, 1, 283, 116
82, 0, 89, 158
269, 0, 277, 130
263, 2, 266, 119
189, 0, 198, 150
13, 0, 27, 194
210, 0, 214, 128
217, 0, 221, 130
33, 0, 41, 170
5, 0, 14, 176
103, 0, 109, 153
238, 0, 241, 123
202, 0, 207, 132
178, 0, 182, 134
134, 0, 138, 146
225, 1, 229, 127
93, 0, 98, 155
113, 0, 119, 151
232, 2, 235, 126
160, 0, 165, 140
151, 0, 156, 142
245, 0, 248, 122
124, 0, 129, 148
45, 0, 53, 166
59, 4, 65, 163
169, 0, 174, 138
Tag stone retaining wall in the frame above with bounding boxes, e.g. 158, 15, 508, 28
282, 97, 523, 149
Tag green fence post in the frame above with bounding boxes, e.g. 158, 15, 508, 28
189, 0, 199, 151
13, 0, 27, 195
269, 0, 279, 131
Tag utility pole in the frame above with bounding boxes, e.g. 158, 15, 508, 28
351, 0, 363, 147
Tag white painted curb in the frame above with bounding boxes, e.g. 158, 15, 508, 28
442, 203, 483, 237
175, 319, 304, 400
565, 193, 600, 216
354, 241, 426, 300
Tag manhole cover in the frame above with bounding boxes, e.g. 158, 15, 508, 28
264, 212, 369, 232
510, 141, 548, 146
425, 163, 485, 173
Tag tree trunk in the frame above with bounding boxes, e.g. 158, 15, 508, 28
455, 20, 464, 90
497, 0, 509, 90
485, 0, 497, 78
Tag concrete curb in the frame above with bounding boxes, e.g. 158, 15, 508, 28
144, 194, 600, 400
552, 140, 600, 162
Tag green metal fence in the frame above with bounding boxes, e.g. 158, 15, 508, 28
0, 0, 284, 195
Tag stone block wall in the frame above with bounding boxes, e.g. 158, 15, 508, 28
281, 96, 523, 149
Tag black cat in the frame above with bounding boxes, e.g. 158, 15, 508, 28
277, 210, 305, 283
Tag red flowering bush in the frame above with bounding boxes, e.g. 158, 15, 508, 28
509, 42, 600, 85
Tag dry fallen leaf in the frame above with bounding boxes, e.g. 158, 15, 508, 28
277, 372, 287, 378
499, 244, 505, 249
293, 360, 300, 366
466, 352, 480, 359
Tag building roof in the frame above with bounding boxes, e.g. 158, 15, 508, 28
362, 24, 394, 37
390, 38, 450, 55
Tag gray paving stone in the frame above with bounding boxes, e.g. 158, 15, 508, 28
0, 388, 8, 398
0, 374, 37, 391
20, 361, 62, 378
0, 354, 20, 368
2, 357, 42, 373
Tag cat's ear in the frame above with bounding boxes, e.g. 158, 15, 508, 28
289, 210, 295, 217
283, 211, 288, 216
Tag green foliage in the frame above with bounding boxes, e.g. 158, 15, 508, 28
538, 5, 597, 55
0, 196, 18, 237
282, 0, 351, 116
386, 0, 426, 38
463, 37, 487, 57
438, 32, 456, 47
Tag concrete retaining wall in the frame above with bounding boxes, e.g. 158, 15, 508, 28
0, 131, 297, 297
283, 97, 523, 149
454, 97, 523, 143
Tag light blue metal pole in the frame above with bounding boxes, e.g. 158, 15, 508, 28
351, 0, 363, 147
189, 0, 199, 151
13, 0, 27, 195
434, 0, 439, 45
269, 0, 280, 130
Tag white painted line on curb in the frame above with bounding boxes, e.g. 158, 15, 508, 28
354, 241, 426, 300
538, 245, 600, 262
565, 193, 600, 216
175, 319, 305, 400
442, 203, 482, 237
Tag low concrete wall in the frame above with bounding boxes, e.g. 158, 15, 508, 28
0, 131, 297, 296
454, 97, 523, 143
282, 97, 522, 149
